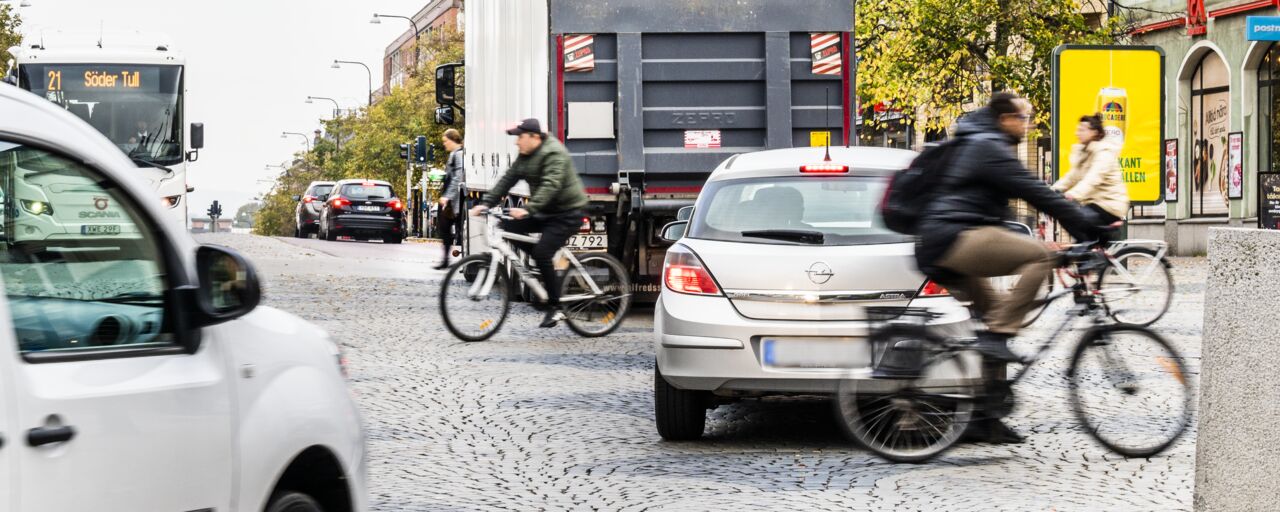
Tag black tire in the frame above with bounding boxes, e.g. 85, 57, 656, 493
834, 330, 978, 463
440, 254, 510, 342
265, 491, 323, 512
1068, 325, 1191, 458
1097, 248, 1173, 327
293, 226, 303, 238
384, 234, 403, 244
561, 253, 632, 337
654, 364, 707, 440
324, 226, 337, 242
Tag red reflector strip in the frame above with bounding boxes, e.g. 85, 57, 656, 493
800, 164, 849, 173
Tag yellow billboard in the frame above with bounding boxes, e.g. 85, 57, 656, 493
1053, 46, 1165, 205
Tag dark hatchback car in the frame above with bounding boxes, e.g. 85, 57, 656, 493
293, 180, 336, 238
319, 179, 405, 243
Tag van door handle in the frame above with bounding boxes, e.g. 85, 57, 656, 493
27, 425, 75, 446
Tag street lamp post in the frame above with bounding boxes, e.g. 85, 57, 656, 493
371, 13, 421, 77
281, 131, 310, 151
305, 96, 341, 119
333, 60, 374, 106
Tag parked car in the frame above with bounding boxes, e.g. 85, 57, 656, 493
652, 146, 972, 440
319, 179, 405, 244
0, 83, 366, 512
293, 180, 336, 238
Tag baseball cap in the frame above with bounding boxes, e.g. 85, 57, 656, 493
506, 118, 543, 136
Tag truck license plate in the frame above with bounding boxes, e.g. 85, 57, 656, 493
81, 224, 121, 236
567, 234, 607, 251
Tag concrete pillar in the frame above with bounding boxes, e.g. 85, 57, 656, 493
1196, 227, 1280, 511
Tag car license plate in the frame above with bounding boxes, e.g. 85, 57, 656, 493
81, 224, 121, 236
761, 338, 869, 370
567, 234, 607, 251
357, 206, 381, 212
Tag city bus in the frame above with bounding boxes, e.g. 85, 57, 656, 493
5, 35, 202, 233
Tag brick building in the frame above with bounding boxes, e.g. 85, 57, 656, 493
380, 0, 463, 97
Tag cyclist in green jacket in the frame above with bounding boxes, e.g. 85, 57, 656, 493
471, 118, 589, 327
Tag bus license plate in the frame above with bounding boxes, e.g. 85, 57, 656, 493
82, 224, 121, 236
567, 234, 607, 251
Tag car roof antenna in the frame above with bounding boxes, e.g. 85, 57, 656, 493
823, 87, 832, 162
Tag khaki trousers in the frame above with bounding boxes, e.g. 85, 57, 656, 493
935, 226, 1054, 335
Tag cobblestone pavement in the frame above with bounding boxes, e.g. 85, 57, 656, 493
199, 234, 1202, 511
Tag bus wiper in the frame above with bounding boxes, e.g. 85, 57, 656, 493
740, 229, 825, 244
130, 156, 175, 176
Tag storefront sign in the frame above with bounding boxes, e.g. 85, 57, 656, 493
1247, 17, 1280, 42
1053, 46, 1165, 206
1229, 132, 1244, 199
1165, 139, 1178, 202
1260, 173, 1280, 230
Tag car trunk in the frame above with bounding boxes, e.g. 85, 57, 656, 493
682, 238, 926, 321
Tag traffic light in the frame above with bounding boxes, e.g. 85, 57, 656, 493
399, 143, 410, 160
415, 135, 427, 163
207, 200, 221, 218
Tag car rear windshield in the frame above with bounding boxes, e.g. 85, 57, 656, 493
340, 184, 394, 200
687, 175, 911, 246
309, 184, 334, 197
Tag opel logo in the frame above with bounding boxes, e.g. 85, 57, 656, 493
806, 262, 834, 285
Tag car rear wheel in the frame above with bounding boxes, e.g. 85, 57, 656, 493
324, 226, 337, 242
265, 491, 322, 512
384, 234, 402, 244
654, 363, 708, 440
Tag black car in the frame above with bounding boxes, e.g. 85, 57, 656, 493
318, 179, 405, 243
293, 181, 336, 238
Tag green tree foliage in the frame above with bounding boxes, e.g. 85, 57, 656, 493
856, 0, 1121, 131
1, 4, 22, 65
255, 27, 464, 236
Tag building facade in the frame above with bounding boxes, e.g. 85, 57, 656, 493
1126, 0, 1279, 254
380, 0, 463, 96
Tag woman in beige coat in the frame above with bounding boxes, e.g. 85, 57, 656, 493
1053, 114, 1130, 227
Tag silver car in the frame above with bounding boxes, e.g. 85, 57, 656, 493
653, 146, 971, 440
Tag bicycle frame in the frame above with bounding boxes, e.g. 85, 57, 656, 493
1008, 275, 1111, 385
468, 208, 605, 303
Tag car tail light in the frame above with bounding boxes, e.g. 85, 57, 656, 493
919, 280, 950, 297
388, 199, 404, 211
800, 163, 849, 174
331, 196, 350, 208
663, 245, 721, 296
303, 195, 317, 203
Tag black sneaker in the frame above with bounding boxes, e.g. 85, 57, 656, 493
432, 259, 450, 270
539, 308, 565, 328
962, 418, 1026, 444
973, 331, 1028, 364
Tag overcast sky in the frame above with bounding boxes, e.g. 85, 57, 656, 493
15, 0, 419, 218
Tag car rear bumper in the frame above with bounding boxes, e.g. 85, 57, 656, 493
331, 214, 399, 233
655, 290, 971, 395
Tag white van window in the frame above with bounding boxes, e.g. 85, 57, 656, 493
0, 140, 175, 354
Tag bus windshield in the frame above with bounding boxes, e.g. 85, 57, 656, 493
18, 64, 184, 166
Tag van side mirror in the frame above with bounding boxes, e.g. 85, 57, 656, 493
659, 220, 688, 243
193, 245, 260, 326
190, 123, 205, 149
676, 206, 694, 222
292, 195, 302, 201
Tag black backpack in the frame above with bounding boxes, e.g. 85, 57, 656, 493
878, 133, 995, 235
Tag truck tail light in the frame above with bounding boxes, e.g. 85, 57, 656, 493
580, 216, 591, 233
919, 280, 950, 297
663, 245, 721, 296
388, 199, 404, 211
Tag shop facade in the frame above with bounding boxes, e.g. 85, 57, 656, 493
1128, 1, 1279, 255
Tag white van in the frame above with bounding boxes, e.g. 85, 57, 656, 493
0, 85, 366, 510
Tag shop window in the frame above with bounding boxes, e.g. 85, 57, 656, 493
1259, 43, 1280, 175
1190, 52, 1231, 217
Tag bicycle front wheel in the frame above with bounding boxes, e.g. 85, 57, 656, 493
835, 336, 979, 463
1069, 325, 1192, 458
560, 253, 631, 337
440, 254, 510, 342
1097, 248, 1173, 326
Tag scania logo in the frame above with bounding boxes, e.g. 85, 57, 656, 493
93, 197, 110, 210
79, 211, 122, 219
806, 262, 834, 285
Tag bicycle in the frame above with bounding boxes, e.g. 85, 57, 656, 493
439, 207, 632, 342
1018, 239, 1173, 328
834, 243, 1192, 463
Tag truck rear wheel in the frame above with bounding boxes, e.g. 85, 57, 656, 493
265, 491, 322, 512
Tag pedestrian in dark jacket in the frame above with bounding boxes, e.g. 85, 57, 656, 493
916, 93, 1100, 443
470, 118, 588, 328
434, 128, 465, 270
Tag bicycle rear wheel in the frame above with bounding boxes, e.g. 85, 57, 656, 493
560, 253, 631, 337
835, 333, 979, 463
440, 254, 510, 342
1097, 248, 1173, 326
1069, 325, 1191, 458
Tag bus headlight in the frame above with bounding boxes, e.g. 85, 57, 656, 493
162, 195, 182, 209
20, 199, 52, 216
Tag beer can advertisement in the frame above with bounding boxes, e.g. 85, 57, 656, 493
1053, 46, 1165, 205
